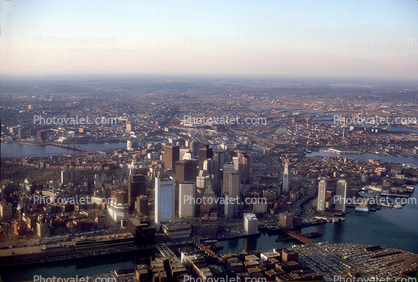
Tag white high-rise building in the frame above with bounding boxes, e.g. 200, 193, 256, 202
179, 182, 195, 218
335, 179, 347, 212
243, 213, 258, 235
317, 178, 328, 212
222, 163, 235, 195
127, 140, 133, 150
282, 162, 289, 195
155, 177, 175, 225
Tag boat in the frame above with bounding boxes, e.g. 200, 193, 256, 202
379, 202, 392, 208
204, 240, 217, 245
393, 204, 403, 209
355, 206, 369, 212
305, 232, 322, 238
209, 245, 224, 251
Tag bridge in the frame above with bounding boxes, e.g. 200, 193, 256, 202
51, 143, 97, 153
283, 230, 314, 244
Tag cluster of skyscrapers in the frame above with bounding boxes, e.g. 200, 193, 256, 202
317, 178, 347, 213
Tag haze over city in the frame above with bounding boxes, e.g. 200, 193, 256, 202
1, 0, 418, 78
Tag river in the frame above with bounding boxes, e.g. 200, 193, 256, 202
1, 142, 126, 158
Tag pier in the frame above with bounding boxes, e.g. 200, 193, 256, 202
283, 230, 314, 244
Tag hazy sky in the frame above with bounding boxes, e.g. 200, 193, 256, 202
1, 0, 417, 79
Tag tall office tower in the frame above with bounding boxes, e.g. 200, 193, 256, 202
335, 179, 347, 212
155, 177, 175, 225
163, 144, 180, 172
175, 160, 197, 184
128, 174, 147, 210
317, 178, 328, 212
199, 144, 213, 170
126, 122, 132, 133
179, 182, 195, 218
202, 158, 215, 175
238, 153, 250, 182
224, 194, 238, 218
109, 190, 129, 222
175, 159, 197, 214
222, 163, 235, 195
190, 140, 200, 158
214, 150, 225, 171
229, 171, 241, 198
282, 162, 289, 195
243, 213, 258, 235
233, 157, 239, 170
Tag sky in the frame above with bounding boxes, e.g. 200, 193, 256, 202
1, 0, 417, 79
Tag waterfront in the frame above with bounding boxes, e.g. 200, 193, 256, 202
2, 186, 417, 281
1, 142, 126, 158
0, 250, 153, 282
218, 187, 418, 256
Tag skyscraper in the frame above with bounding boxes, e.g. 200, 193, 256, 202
238, 153, 250, 182
175, 160, 197, 184
179, 182, 195, 218
243, 213, 258, 235
214, 150, 225, 171
175, 160, 197, 215
190, 140, 200, 158
222, 163, 235, 195
229, 171, 241, 198
317, 178, 328, 212
199, 144, 213, 170
282, 162, 289, 195
335, 179, 347, 212
163, 144, 180, 172
155, 177, 175, 225
128, 174, 147, 210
